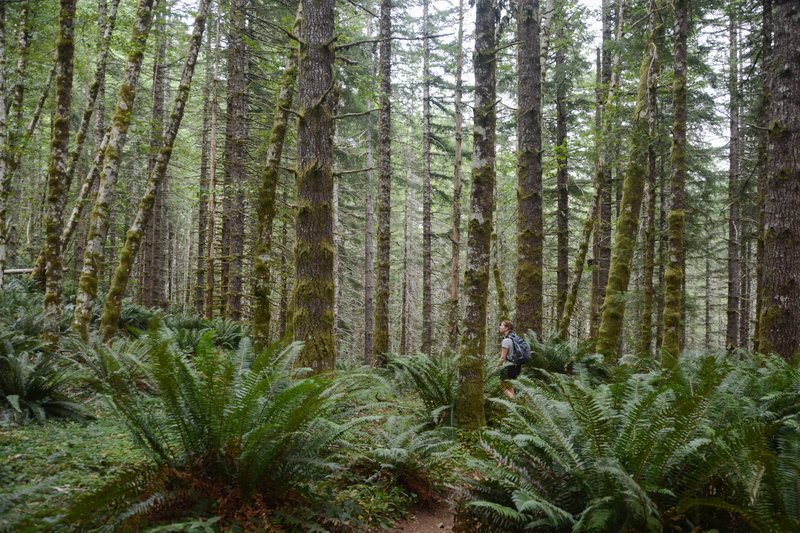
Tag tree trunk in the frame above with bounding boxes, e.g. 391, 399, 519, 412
400, 162, 409, 356
195, 16, 213, 314
555, 23, 569, 325
374, 0, 392, 361
30, 0, 120, 285
0, 3, 8, 289
363, 20, 377, 364
594, 11, 654, 361
293, 0, 336, 371
448, 0, 465, 353
753, 0, 771, 352
205, 16, 221, 320
590, 0, 620, 338
221, 0, 248, 321
421, 0, 432, 354
99, 0, 210, 341
739, 234, 750, 350
456, 0, 495, 430
758, 0, 800, 361
142, 22, 167, 308
516, 0, 543, 337
71, 0, 158, 340
252, 7, 301, 348
726, 8, 741, 352
660, 0, 686, 364
42, 0, 76, 344
278, 188, 290, 338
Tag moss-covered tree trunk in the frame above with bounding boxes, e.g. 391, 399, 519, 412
456, 0, 496, 430
758, 0, 800, 361
71, 0, 158, 341
555, 25, 569, 324
420, 0, 433, 355
293, 0, 337, 372
221, 0, 248, 321
448, 0, 465, 353
726, 8, 741, 352
0, 3, 8, 289
594, 15, 655, 361
194, 18, 213, 314
0, 0, 31, 289
99, 0, 210, 341
753, 0, 771, 352
374, 0, 392, 362
252, 8, 301, 349
492, 234, 509, 320
30, 0, 120, 286
400, 162, 410, 356
641, 0, 662, 358
515, 0, 543, 337
660, 0, 686, 364
363, 20, 376, 364
42, 0, 76, 344
205, 15, 221, 320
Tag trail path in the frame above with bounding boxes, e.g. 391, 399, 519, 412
385, 502, 455, 532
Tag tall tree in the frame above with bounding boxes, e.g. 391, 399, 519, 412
661, 0, 686, 364
0, 3, 10, 288
516, 0, 543, 337
758, 0, 800, 361
71, 0, 158, 340
221, 0, 248, 320
421, 0, 432, 354
594, 2, 656, 360
726, 6, 741, 352
753, 0, 771, 351
42, 0, 76, 343
195, 15, 214, 314
293, 0, 336, 371
205, 15, 221, 319
99, 0, 211, 341
554, 24, 569, 323
374, 0, 392, 361
252, 8, 301, 349
363, 20, 377, 364
456, 0, 496, 429
448, 0, 465, 353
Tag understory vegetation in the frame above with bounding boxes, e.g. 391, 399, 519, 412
3, 282, 800, 532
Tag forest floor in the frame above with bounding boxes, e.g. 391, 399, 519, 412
385, 501, 455, 532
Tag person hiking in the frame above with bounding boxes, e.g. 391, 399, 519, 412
497, 319, 520, 400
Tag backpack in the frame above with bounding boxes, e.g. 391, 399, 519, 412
507, 332, 531, 365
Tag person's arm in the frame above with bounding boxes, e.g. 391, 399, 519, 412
499, 343, 508, 367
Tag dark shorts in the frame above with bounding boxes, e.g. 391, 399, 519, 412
499, 364, 521, 380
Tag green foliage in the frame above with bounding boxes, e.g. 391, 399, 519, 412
386, 352, 459, 427
0, 331, 88, 425
64, 325, 369, 529
460, 352, 800, 532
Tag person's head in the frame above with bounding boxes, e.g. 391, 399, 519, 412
499, 319, 513, 336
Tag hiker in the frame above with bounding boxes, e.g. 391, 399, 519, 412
497, 319, 520, 400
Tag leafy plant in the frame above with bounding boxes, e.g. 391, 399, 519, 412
461, 353, 794, 532
64, 326, 369, 529
0, 331, 88, 425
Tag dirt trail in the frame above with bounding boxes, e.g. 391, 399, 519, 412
385, 503, 455, 532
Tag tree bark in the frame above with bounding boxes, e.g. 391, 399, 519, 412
448, 0, 465, 353
660, 0, 686, 364
758, 0, 800, 361
456, 0, 496, 430
252, 8, 301, 348
515, 0, 543, 337
71, 0, 158, 340
400, 161, 410, 356
99, 0, 210, 341
753, 0, 771, 352
194, 17, 213, 314
42, 0, 76, 344
595, 11, 654, 361
726, 8, 741, 352
555, 23, 569, 325
421, 0, 432, 354
293, 0, 337, 371
0, 3, 8, 289
374, 0, 392, 361
205, 16, 221, 320
221, 0, 248, 321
